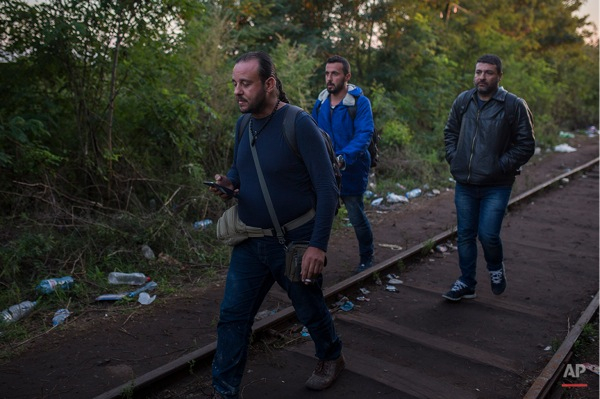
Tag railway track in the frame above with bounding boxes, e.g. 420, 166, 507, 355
93, 158, 599, 399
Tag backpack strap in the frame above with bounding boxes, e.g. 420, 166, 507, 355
282, 104, 339, 165
503, 92, 519, 129
282, 104, 304, 157
237, 105, 306, 157
457, 88, 476, 121
342, 91, 359, 120
347, 101, 357, 120
457, 88, 519, 129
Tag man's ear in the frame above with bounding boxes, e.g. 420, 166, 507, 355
265, 76, 276, 93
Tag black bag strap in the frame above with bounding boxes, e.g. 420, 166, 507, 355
249, 125, 286, 245
248, 106, 314, 245
503, 92, 519, 128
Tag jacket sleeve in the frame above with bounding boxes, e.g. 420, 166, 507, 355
499, 99, 535, 173
443, 96, 463, 165
340, 96, 374, 165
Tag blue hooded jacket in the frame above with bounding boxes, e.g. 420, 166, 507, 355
311, 84, 374, 196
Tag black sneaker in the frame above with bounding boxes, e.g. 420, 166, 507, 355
442, 280, 476, 301
489, 264, 507, 295
355, 258, 374, 274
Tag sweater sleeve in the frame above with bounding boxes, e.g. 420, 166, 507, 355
226, 116, 243, 189
294, 113, 339, 251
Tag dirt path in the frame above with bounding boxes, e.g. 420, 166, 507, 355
0, 134, 597, 399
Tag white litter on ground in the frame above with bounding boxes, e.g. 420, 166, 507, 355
554, 143, 577, 153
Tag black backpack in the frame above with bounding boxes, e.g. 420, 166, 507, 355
315, 93, 380, 168
237, 105, 342, 213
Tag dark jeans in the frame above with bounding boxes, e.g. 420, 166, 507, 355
212, 233, 342, 398
454, 182, 512, 288
342, 195, 374, 264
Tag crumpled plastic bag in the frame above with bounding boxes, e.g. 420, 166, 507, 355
138, 292, 156, 305
386, 192, 409, 204
554, 143, 577, 153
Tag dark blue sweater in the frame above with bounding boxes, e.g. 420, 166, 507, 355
227, 104, 339, 251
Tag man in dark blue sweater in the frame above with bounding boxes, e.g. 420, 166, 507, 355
208, 51, 344, 398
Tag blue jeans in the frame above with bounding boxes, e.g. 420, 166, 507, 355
212, 230, 342, 398
342, 195, 374, 264
454, 182, 512, 289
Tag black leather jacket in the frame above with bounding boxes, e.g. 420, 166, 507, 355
444, 86, 535, 186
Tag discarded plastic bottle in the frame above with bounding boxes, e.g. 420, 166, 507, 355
1, 300, 37, 324
36, 276, 75, 294
406, 188, 422, 199
386, 192, 408, 204
127, 281, 158, 298
95, 280, 158, 301
371, 197, 384, 206
108, 272, 149, 285
141, 244, 156, 260
193, 219, 213, 229
52, 309, 71, 326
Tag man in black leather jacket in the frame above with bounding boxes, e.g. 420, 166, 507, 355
442, 54, 535, 301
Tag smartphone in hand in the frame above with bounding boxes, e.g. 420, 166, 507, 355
203, 181, 236, 197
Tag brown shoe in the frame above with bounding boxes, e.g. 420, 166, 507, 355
305, 355, 345, 390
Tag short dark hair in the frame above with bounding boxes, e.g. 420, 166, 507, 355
476, 54, 503, 75
326, 55, 351, 75
235, 51, 288, 102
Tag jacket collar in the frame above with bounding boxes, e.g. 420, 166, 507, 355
492, 86, 508, 102
318, 84, 361, 105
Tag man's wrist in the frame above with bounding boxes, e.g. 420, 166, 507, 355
336, 155, 346, 170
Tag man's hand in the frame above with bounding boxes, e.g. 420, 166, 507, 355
300, 246, 326, 284
208, 174, 238, 200
336, 155, 346, 171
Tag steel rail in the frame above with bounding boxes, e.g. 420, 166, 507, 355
94, 157, 599, 399
523, 291, 599, 399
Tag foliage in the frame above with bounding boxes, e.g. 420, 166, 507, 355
0, 0, 597, 310
270, 36, 320, 110
0, 193, 231, 313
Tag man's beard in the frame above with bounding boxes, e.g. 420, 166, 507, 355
239, 89, 268, 115
327, 81, 344, 95
475, 81, 498, 96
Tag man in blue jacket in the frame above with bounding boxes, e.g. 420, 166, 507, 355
443, 54, 535, 301
312, 55, 375, 273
